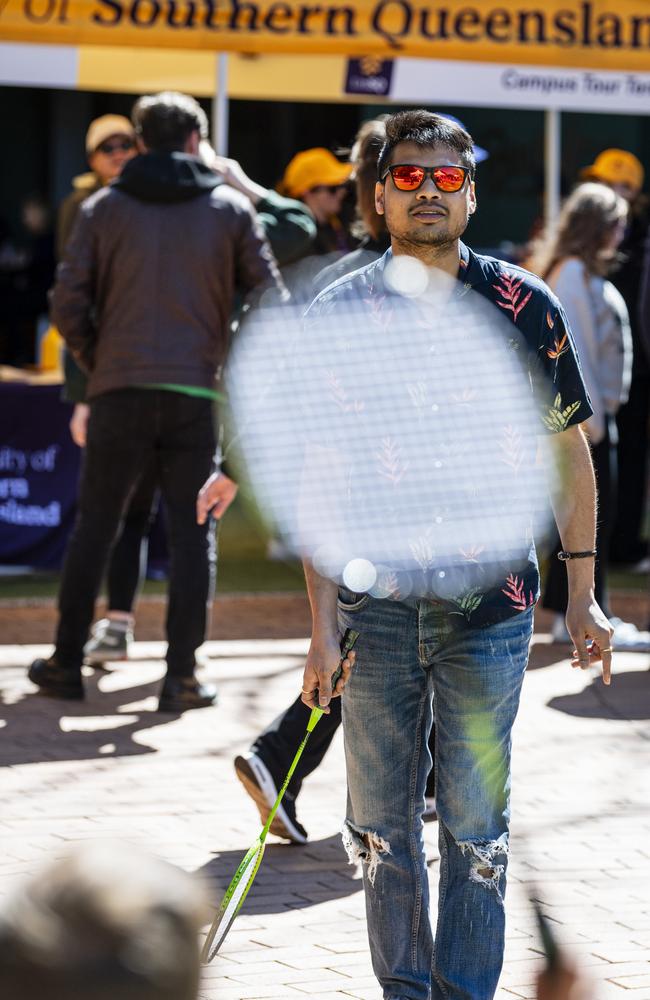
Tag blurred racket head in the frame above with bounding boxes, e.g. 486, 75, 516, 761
228, 257, 556, 599
201, 838, 265, 963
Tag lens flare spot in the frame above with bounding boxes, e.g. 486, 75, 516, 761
343, 558, 378, 593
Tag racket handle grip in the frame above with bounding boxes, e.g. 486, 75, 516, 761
330, 628, 359, 691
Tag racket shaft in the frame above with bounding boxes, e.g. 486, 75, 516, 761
262, 629, 359, 837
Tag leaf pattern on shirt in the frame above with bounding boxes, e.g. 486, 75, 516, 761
326, 370, 364, 414
493, 272, 533, 322
448, 590, 484, 619
376, 437, 409, 485
501, 573, 535, 611
542, 393, 582, 432
499, 424, 523, 471
459, 544, 485, 562
409, 529, 436, 571
546, 333, 569, 360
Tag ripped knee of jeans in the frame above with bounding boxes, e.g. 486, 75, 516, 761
342, 820, 391, 887
457, 832, 508, 895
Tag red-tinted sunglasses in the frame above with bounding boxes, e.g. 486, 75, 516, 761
382, 163, 470, 193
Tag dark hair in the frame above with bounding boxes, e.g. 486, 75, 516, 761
350, 117, 389, 241
377, 110, 476, 181
529, 182, 628, 279
132, 91, 208, 153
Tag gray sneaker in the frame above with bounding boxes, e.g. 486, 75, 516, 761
84, 618, 133, 664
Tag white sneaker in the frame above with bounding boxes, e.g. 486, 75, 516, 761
84, 618, 133, 664
609, 617, 650, 653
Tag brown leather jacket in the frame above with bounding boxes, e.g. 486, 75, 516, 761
51, 152, 283, 399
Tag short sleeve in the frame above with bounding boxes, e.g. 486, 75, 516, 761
531, 295, 593, 435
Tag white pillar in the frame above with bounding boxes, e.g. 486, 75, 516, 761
212, 53, 229, 155
544, 108, 561, 228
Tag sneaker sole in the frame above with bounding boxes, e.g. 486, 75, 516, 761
234, 755, 307, 844
84, 649, 128, 664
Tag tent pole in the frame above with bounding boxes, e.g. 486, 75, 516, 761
213, 53, 229, 155
544, 108, 561, 229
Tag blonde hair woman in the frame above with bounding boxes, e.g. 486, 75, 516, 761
531, 183, 644, 648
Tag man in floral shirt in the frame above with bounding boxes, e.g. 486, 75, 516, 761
298, 111, 613, 1000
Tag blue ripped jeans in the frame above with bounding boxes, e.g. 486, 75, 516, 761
338, 592, 534, 1000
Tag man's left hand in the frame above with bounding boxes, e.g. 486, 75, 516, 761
566, 594, 613, 685
196, 472, 238, 524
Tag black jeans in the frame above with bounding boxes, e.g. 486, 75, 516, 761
252, 695, 437, 800
55, 389, 217, 677
106, 459, 160, 613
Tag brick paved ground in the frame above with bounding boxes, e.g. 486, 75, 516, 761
1, 600, 649, 1000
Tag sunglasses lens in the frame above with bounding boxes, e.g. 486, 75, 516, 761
99, 140, 133, 154
391, 166, 425, 191
433, 167, 465, 192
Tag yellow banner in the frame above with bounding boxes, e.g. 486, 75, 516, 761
2, 0, 650, 68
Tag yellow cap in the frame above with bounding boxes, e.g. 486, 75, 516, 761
86, 115, 135, 155
281, 148, 352, 198
580, 148, 644, 193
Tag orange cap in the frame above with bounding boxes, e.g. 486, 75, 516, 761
580, 148, 644, 194
281, 148, 352, 198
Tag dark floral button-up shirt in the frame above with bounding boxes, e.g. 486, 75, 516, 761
304, 242, 592, 628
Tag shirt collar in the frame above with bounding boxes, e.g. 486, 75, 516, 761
380, 241, 478, 288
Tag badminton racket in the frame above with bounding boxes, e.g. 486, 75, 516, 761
201, 627, 359, 963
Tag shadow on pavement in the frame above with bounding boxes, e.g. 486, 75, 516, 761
526, 638, 570, 671
548, 666, 650, 720
197, 834, 362, 915
0, 668, 181, 764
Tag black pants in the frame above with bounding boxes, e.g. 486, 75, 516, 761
543, 421, 614, 616
55, 389, 217, 677
106, 460, 159, 613
252, 695, 437, 800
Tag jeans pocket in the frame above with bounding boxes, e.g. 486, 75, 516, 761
337, 587, 371, 612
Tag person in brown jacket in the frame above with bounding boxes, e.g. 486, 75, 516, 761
29, 91, 284, 712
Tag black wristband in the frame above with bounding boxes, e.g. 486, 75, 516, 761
557, 550, 597, 561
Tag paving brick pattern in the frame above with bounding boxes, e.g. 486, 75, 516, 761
1, 607, 649, 1000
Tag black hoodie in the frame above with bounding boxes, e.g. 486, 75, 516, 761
114, 152, 223, 204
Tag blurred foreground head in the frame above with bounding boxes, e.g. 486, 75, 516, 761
0, 842, 205, 1000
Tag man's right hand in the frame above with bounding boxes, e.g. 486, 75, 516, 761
300, 632, 355, 713
196, 472, 238, 524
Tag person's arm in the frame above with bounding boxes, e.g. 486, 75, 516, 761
201, 146, 315, 268
301, 560, 354, 712
547, 423, 613, 683
254, 190, 316, 267
50, 205, 97, 373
